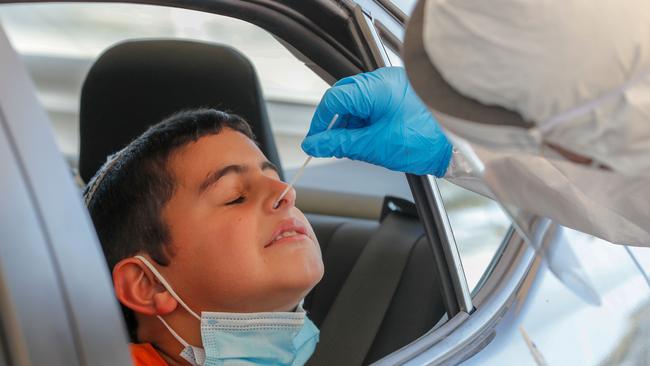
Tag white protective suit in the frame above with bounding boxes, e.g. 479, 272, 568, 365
404, 0, 650, 246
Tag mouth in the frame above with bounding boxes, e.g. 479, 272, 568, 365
265, 218, 309, 248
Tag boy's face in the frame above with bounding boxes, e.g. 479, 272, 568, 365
159, 128, 323, 313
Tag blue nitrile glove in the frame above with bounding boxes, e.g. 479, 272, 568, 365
301, 67, 453, 177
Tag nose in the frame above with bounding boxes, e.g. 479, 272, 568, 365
266, 178, 296, 211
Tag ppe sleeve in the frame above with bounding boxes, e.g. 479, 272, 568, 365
444, 143, 650, 246
443, 146, 495, 199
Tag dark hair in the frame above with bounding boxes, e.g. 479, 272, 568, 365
83, 108, 255, 341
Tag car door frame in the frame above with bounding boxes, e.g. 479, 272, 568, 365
0, 22, 132, 366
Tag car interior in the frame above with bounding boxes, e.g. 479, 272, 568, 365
77, 38, 447, 365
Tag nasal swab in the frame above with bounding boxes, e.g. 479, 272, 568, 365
274, 114, 339, 208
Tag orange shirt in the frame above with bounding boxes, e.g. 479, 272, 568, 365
130, 343, 169, 366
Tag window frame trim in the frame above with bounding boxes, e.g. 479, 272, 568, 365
351, 3, 473, 317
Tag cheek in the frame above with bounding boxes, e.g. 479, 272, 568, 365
207, 213, 259, 252
189, 211, 266, 285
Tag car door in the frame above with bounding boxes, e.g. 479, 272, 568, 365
0, 22, 131, 366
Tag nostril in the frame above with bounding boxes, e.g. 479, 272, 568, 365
275, 184, 293, 209
273, 197, 285, 209
274, 183, 294, 209
270, 115, 335, 212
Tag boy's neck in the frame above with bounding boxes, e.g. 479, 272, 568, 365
151, 342, 188, 366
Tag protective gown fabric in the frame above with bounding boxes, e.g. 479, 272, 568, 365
421, 0, 650, 174
410, 0, 650, 245
446, 145, 650, 246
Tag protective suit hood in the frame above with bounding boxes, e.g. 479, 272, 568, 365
403, 0, 650, 246
404, 0, 650, 175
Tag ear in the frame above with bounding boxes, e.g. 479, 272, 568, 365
113, 257, 178, 316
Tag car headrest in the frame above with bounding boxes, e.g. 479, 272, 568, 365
79, 39, 282, 183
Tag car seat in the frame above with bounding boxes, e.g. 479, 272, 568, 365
78, 39, 281, 183
78, 39, 445, 365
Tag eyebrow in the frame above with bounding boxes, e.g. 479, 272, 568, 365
198, 161, 280, 194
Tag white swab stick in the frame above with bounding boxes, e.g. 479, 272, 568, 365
519, 325, 548, 366
274, 114, 339, 207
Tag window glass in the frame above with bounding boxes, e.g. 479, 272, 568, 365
437, 180, 510, 291
384, 45, 403, 67
388, 0, 417, 15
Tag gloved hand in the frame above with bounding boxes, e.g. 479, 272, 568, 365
301, 67, 453, 177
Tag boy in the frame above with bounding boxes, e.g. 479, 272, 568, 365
84, 108, 324, 365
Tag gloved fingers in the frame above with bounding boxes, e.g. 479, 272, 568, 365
332, 73, 360, 87
338, 115, 367, 130
301, 127, 372, 160
301, 129, 340, 158
306, 81, 374, 137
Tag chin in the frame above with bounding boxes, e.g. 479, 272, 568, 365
278, 259, 324, 298
304, 259, 325, 290
282, 241, 324, 284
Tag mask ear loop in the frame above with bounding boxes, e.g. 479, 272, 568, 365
134, 255, 201, 320
134, 255, 203, 352
158, 315, 191, 348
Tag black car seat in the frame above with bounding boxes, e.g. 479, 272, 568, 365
78, 39, 445, 365
79, 39, 281, 183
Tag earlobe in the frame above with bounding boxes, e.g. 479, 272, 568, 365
113, 257, 178, 316
153, 291, 178, 314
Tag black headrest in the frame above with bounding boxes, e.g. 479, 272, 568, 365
79, 39, 282, 182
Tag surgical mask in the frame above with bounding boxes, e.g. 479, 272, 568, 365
134, 255, 319, 366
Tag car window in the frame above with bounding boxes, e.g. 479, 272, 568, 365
386, 0, 417, 15
436, 180, 510, 291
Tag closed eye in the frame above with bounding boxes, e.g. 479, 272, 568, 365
226, 196, 246, 205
